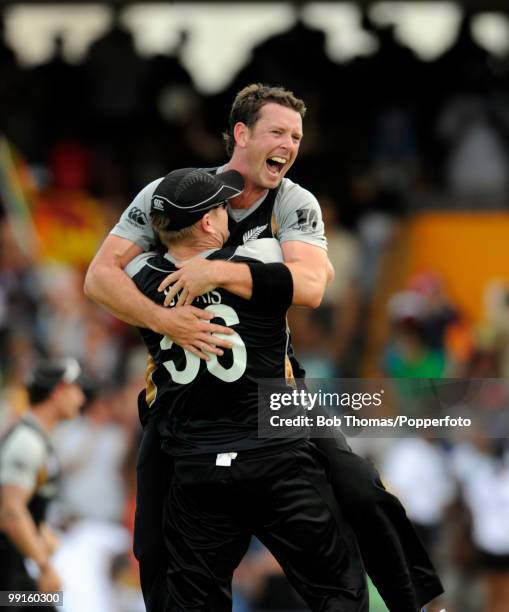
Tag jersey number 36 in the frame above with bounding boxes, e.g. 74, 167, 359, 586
160, 304, 247, 384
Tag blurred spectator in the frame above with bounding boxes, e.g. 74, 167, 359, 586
372, 107, 420, 206
382, 437, 454, 558
358, 10, 424, 108
0, 11, 30, 154
356, 212, 397, 299
452, 437, 509, 612
437, 95, 509, 198
29, 34, 87, 154
49, 384, 137, 611
382, 271, 468, 378
83, 5, 146, 129
52, 519, 132, 612
81, 4, 147, 197
383, 318, 446, 379
321, 196, 361, 358
474, 280, 509, 378
230, 12, 337, 99
287, 306, 335, 382
51, 386, 131, 523
0, 218, 40, 385
33, 264, 121, 384
36, 264, 88, 358
407, 272, 460, 351
288, 195, 362, 377
431, 12, 495, 103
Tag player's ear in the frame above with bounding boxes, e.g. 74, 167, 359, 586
233, 122, 249, 149
200, 212, 214, 234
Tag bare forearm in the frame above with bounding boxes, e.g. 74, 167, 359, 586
0, 505, 50, 568
213, 260, 326, 307
85, 262, 165, 331
213, 261, 252, 299
85, 236, 234, 358
162, 243, 329, 310
84, 234, 166, 330
39, 522, 60, 556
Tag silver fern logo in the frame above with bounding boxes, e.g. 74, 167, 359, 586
243, 224, 267, 243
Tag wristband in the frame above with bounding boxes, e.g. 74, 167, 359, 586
245, 262, 294, 312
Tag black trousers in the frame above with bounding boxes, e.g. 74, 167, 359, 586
312, 404, 443, 612
134, 418, 172, 612
134, 401, 443, 612
164, 442, 368, 612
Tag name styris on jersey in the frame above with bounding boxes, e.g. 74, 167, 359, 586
164, 289, 223, 308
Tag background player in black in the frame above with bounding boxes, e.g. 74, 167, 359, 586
126, 166, 368, 612
0, 359, 85, 610
85, 84, 443, 612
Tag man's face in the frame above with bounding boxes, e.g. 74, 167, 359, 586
242, 102, 303, 189
53, 382, 85, 420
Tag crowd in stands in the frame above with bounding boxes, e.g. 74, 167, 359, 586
1, 4, 509, 611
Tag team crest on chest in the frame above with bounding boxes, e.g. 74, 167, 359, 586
243, 224, 268, 244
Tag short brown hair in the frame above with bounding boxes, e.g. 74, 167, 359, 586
151, 211, 198, 249
223, 83, 306, 156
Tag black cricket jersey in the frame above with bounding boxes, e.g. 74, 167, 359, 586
200, 166, 280, 249
127, 239, 306, 457
224, 184, 280, 247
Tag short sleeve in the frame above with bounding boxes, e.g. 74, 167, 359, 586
110, 178, 162, 252
274, 180, 327, 250
0, 427, 46, 492
124, 252, 157, 279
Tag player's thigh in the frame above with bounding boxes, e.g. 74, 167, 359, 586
256, 444, 367, 610
311, 433, 389, 516
164, 462, 251, 610
308, 405, 389, 513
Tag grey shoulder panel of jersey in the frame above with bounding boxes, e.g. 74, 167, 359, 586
124, 251, 157, 278
0, 425, 46, 487
233, 238, 284, 264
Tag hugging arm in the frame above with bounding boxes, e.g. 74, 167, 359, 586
84, 235, 233, 360
159, 241, 331, 309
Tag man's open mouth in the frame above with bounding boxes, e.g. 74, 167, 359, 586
266, 156, 287, 176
